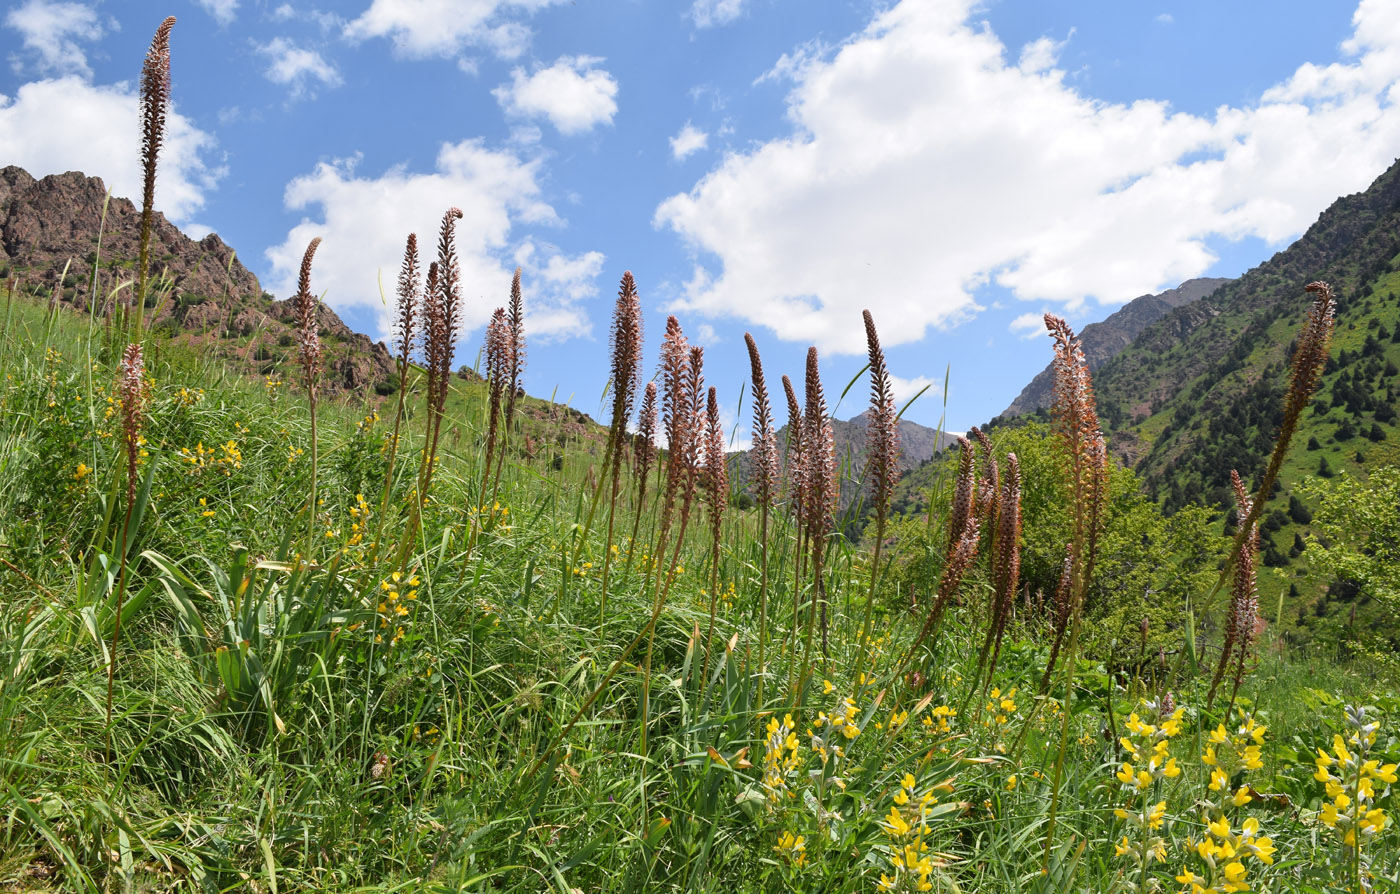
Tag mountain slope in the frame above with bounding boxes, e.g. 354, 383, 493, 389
1000, 277, 1228, 418
0, 165, 394, 393
1071, 156, 1400, 636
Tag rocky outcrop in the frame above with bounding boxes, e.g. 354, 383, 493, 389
0, 165, 394, 394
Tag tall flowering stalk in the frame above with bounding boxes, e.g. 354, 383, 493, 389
979, 452, 1021, 688
106, 343, 149, 734
1040, 312, 1110, 868
781, 374, 807, 659
293, 237, 323, 548
700, 386, 728, 689
491, 267, 526, 499
598, 272, 642, 627
420, 208, 463, 500
854, 311, 900, 686
1208, 470, 1260, 710
374, 233, 419, 558
1191, 281, 1336, 670
795, 347, 836, 697
132, 16, 175, 339
626, 382, 657, 571
481, 307, 513, 514
745, 333, 779, 705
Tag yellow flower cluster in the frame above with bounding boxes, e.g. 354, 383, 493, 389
922, 704, 956, 735
762, 713, 802, 805
264, 374, 284, 400
1112, 699, 1184, 891
345, 492, 370, 548
773, 829, 806, 867
1202, 717, 1265, 810
810, 695, 862, 763
1177, 815, 1275, 894
355, 411, 379, 434
179, 440, 243, 476
1315, 705, 1395, 850
375, 570, 420, 645
878, 773, 945, 892
985, 687, 1018, 726
175, 386, 205, 407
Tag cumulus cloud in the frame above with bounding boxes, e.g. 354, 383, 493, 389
690, 0, 745, 29
888, 372, 937, 406
493, 56, 618, 135
256, 37, 342, 97
264, 142, 603, 345
0, 76, 219, 221
1009, 312, 1049, 340
5, 0, 104, 77
670, 123, 709, 160
656, 0, 1400, 355
195, 0, 239, 25
344, 0, 562, 60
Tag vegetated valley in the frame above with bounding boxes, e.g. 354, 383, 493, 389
4, 18, 1400, 894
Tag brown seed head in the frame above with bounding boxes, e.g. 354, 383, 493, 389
140, 17, 176, 210
946, 436, 976, 559
609, 271, 643, 435
801, 347, 836, 536
294, 237, 323, 387
635, 381, 658, 483
744, 333, 779, 510
505, 266, 527, 425
660, 315, 691, 461
863, 310, 900, 515
705, 386, 728, 522
394, 233, 420, 364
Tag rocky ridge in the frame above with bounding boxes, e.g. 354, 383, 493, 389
0, 165, 394, 393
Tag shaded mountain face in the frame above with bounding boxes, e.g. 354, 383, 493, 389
0, 165, 394, 394
1000, 277, 1229, 418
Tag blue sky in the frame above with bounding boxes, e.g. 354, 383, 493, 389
2, 0, 1399, 443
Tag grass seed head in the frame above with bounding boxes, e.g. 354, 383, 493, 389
393, 233, 419, 365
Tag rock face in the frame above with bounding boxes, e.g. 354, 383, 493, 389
1000, 277, 1229, 418
0, 165, 394, 394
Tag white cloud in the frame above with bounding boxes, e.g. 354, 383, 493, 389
256, 37, 342, 97
690, 0, 745, 29
656, 0, 1400, 355
1155, 13, 1174, 25
1009, 311, 1049, 340
670, 123, 709, 160
344, 0, 562, 60
5, 1, 104, 77
265, 142, 603, 345
493, 56, 618, 135
888, 372, 937, 406
194, 0, 239, 25
0, 76, 219, 221
511, 238, 606, 340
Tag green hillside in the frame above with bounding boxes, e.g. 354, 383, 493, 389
999, 158, 1400, 644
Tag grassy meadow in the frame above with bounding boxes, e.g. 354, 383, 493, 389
2, 255, 1399, 894
4, 16, 1400, 893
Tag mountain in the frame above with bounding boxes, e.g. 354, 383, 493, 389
1054, 156, 1400, 637
729, 410, 960, 513
0, 165, 394, 393
1000, 277, 1229, 418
